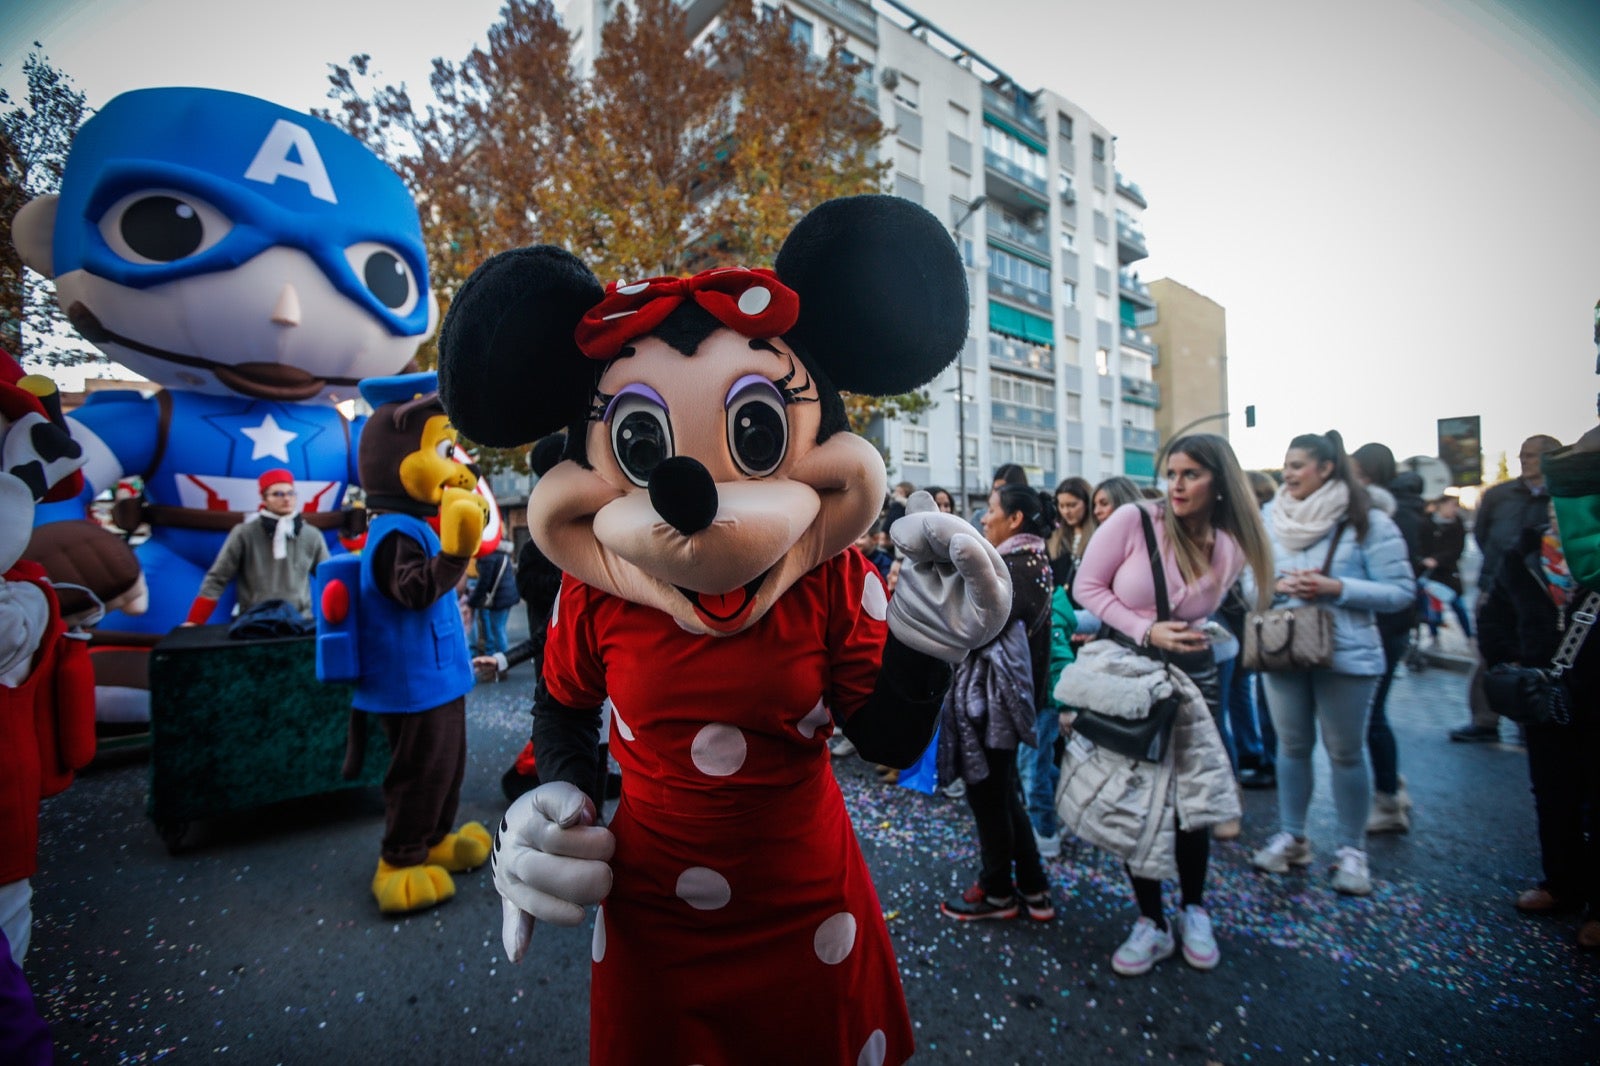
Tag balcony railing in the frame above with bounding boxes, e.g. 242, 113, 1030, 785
991, 402, 1057, 432
989, 333, 1055, 375
1121, 325, 1157, 355
987, 272, 1052, 315
1114, 171, 1148, 208
1120, 375, 1161, 406
795, 0, 877, 41
1116, 219, 1149, 262
981, 84, 1046, 141
1118, 271, 1151, 301
1122, 425, 1159, 452
983, 150, 1049, 200
985, 207, 1050, 257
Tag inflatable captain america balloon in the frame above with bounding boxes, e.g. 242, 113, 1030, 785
13, 87, 439, 634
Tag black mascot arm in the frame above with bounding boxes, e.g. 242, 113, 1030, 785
841, 635, 953, 768
529, 690, 606, 812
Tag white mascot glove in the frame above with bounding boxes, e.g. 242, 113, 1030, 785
492, 780, 615, 963
886, 491, 1013, 663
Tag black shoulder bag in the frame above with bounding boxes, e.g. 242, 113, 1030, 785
1484, 588, 1600, 726
1071, 507, 1183, 762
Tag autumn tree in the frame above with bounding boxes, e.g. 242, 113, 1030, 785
323, 0, 931, 476
1, 46, 95, 365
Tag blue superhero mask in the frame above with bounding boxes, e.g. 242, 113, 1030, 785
53, 87, 432, 338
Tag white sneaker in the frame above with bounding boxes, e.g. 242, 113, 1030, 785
1176, 905, 1220, 971
828, 735, 856, 758
941, 778, 967, 799
1251, 832, 1313, 874
1112, 917, 1176, 976
1331, 846, 1373, 896
1033, 829, 1062, 859
1366, 792, 1410, 834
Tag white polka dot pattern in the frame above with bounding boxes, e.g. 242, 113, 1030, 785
861, 572, 888, 622
617, 281, 650, 295
737, 285, 772, 315
690, 724, 747, 777
549, 587, 560, 628
858, 1030, 887, 1066
813, 912, 857, 965
612, 702, 635, 742
796, 699, 830, 739
674, 867, 732, 911
592, 905, 606, 963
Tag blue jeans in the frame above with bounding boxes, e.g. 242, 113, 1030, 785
1222, 658, 1271, 770
1262, 670, 1380, 850
1367, 627, 1411, 795
1016, 707, 1061, 838
476, 607, 510, 657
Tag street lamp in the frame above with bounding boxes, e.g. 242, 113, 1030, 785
950, 195, 987, 510
1151, 410, 1230, 486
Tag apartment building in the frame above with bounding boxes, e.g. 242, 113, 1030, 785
564, 0, 1162, 508
1144, 278, 1229, 452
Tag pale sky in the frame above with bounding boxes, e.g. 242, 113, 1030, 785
5, 0, 1598, 471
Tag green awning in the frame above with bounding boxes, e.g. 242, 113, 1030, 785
1124, 450, 1156, 479
1119, 298, 1138, 328
988, 301, 1054, 347
983, 115, 1047, 156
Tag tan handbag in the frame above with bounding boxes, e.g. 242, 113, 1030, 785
1242, 523, 1344, 672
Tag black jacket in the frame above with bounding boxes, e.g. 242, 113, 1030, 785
1478, 527, 1600, 693
1475, 478, 1552, 591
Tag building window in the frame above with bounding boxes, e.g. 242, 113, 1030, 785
1091, 133, 1106, 161
1099, 398, 1114, 423
949, 101, 969, 134
1123, 405, 1155, 430
896, 142, 921, 179
991, 370, 1054, 412
1059, 227, 1076, 252
1095, 293, 1112, 320
1066, 391, 1082, 420
1095, 348, 1109, 376
982, 123, 1048, 183
1094, 240, 1110, 267
902, 426, 929, 464
1101, 452, 1116, 473
993, 433, 1047, 468
789, 14, 813, 50
1058, 112, 1074, 141
1067, 447, 1083, 474
988, 246, 1051, 298
1058, 171, 1076, 202
894, 73, 920, 111
1060, 280, 1076, 304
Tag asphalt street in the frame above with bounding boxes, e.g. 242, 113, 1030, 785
20, 612, 1600, 1065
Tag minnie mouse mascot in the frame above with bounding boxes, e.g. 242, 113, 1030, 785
438, 195, 1011, 1065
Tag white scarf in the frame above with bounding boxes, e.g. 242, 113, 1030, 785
250, 507, 301, 560
1270, 478, 1349, 552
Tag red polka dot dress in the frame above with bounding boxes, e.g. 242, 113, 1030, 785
542, 548, 914, 1066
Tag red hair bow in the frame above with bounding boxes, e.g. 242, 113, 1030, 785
574, 267, 800, 360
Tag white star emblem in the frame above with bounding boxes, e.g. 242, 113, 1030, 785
241, 413, 298, 462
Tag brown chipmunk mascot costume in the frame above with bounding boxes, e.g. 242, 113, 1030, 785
438, 195, 1013, 1065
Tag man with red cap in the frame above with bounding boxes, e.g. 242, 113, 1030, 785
184, 469, 330, 624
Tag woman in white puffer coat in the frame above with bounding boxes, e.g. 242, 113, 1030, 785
1247, 430, 1414, 898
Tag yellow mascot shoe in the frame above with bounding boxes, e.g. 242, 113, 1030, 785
372, 859, 456, 914
426, 821, 492, 873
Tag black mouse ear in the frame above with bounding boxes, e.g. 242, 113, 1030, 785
438, 245, 604, 448
774, 195, 968, 397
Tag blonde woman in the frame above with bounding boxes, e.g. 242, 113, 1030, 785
1067, 434, 1273, 975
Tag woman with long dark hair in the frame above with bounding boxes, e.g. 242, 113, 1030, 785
939, 484, 1059, 922
1250, 431, 1414, 896
1048, 477, 1095, 590
1066, 434, 1273, 975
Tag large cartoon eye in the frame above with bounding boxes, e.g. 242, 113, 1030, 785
725, 376, 788, 477
609, 388, 673, 488
98, 189, 232, 264
344, 242, 420, 315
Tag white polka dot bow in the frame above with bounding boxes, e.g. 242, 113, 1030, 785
574, 267, 800, 360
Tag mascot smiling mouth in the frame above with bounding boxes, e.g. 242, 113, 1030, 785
676, 569, 771, 632
67, 302, 361, 401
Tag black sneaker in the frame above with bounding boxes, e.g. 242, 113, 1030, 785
940, 884, 1019, 921
1238, 767, 1276, 789
1449, 725, 1500, 743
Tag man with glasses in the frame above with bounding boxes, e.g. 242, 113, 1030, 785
183, 469, 329, 624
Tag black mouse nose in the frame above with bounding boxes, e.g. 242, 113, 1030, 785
649, 456, 719, 536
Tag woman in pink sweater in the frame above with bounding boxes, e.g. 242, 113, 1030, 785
1072, 434, 1272, 976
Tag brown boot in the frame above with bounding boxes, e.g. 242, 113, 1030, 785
1514, 886, 1571, 913
1578, 920, 1600, 950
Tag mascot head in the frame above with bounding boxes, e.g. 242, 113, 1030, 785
438, 195, 967, 636
12, 87, 435, 404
